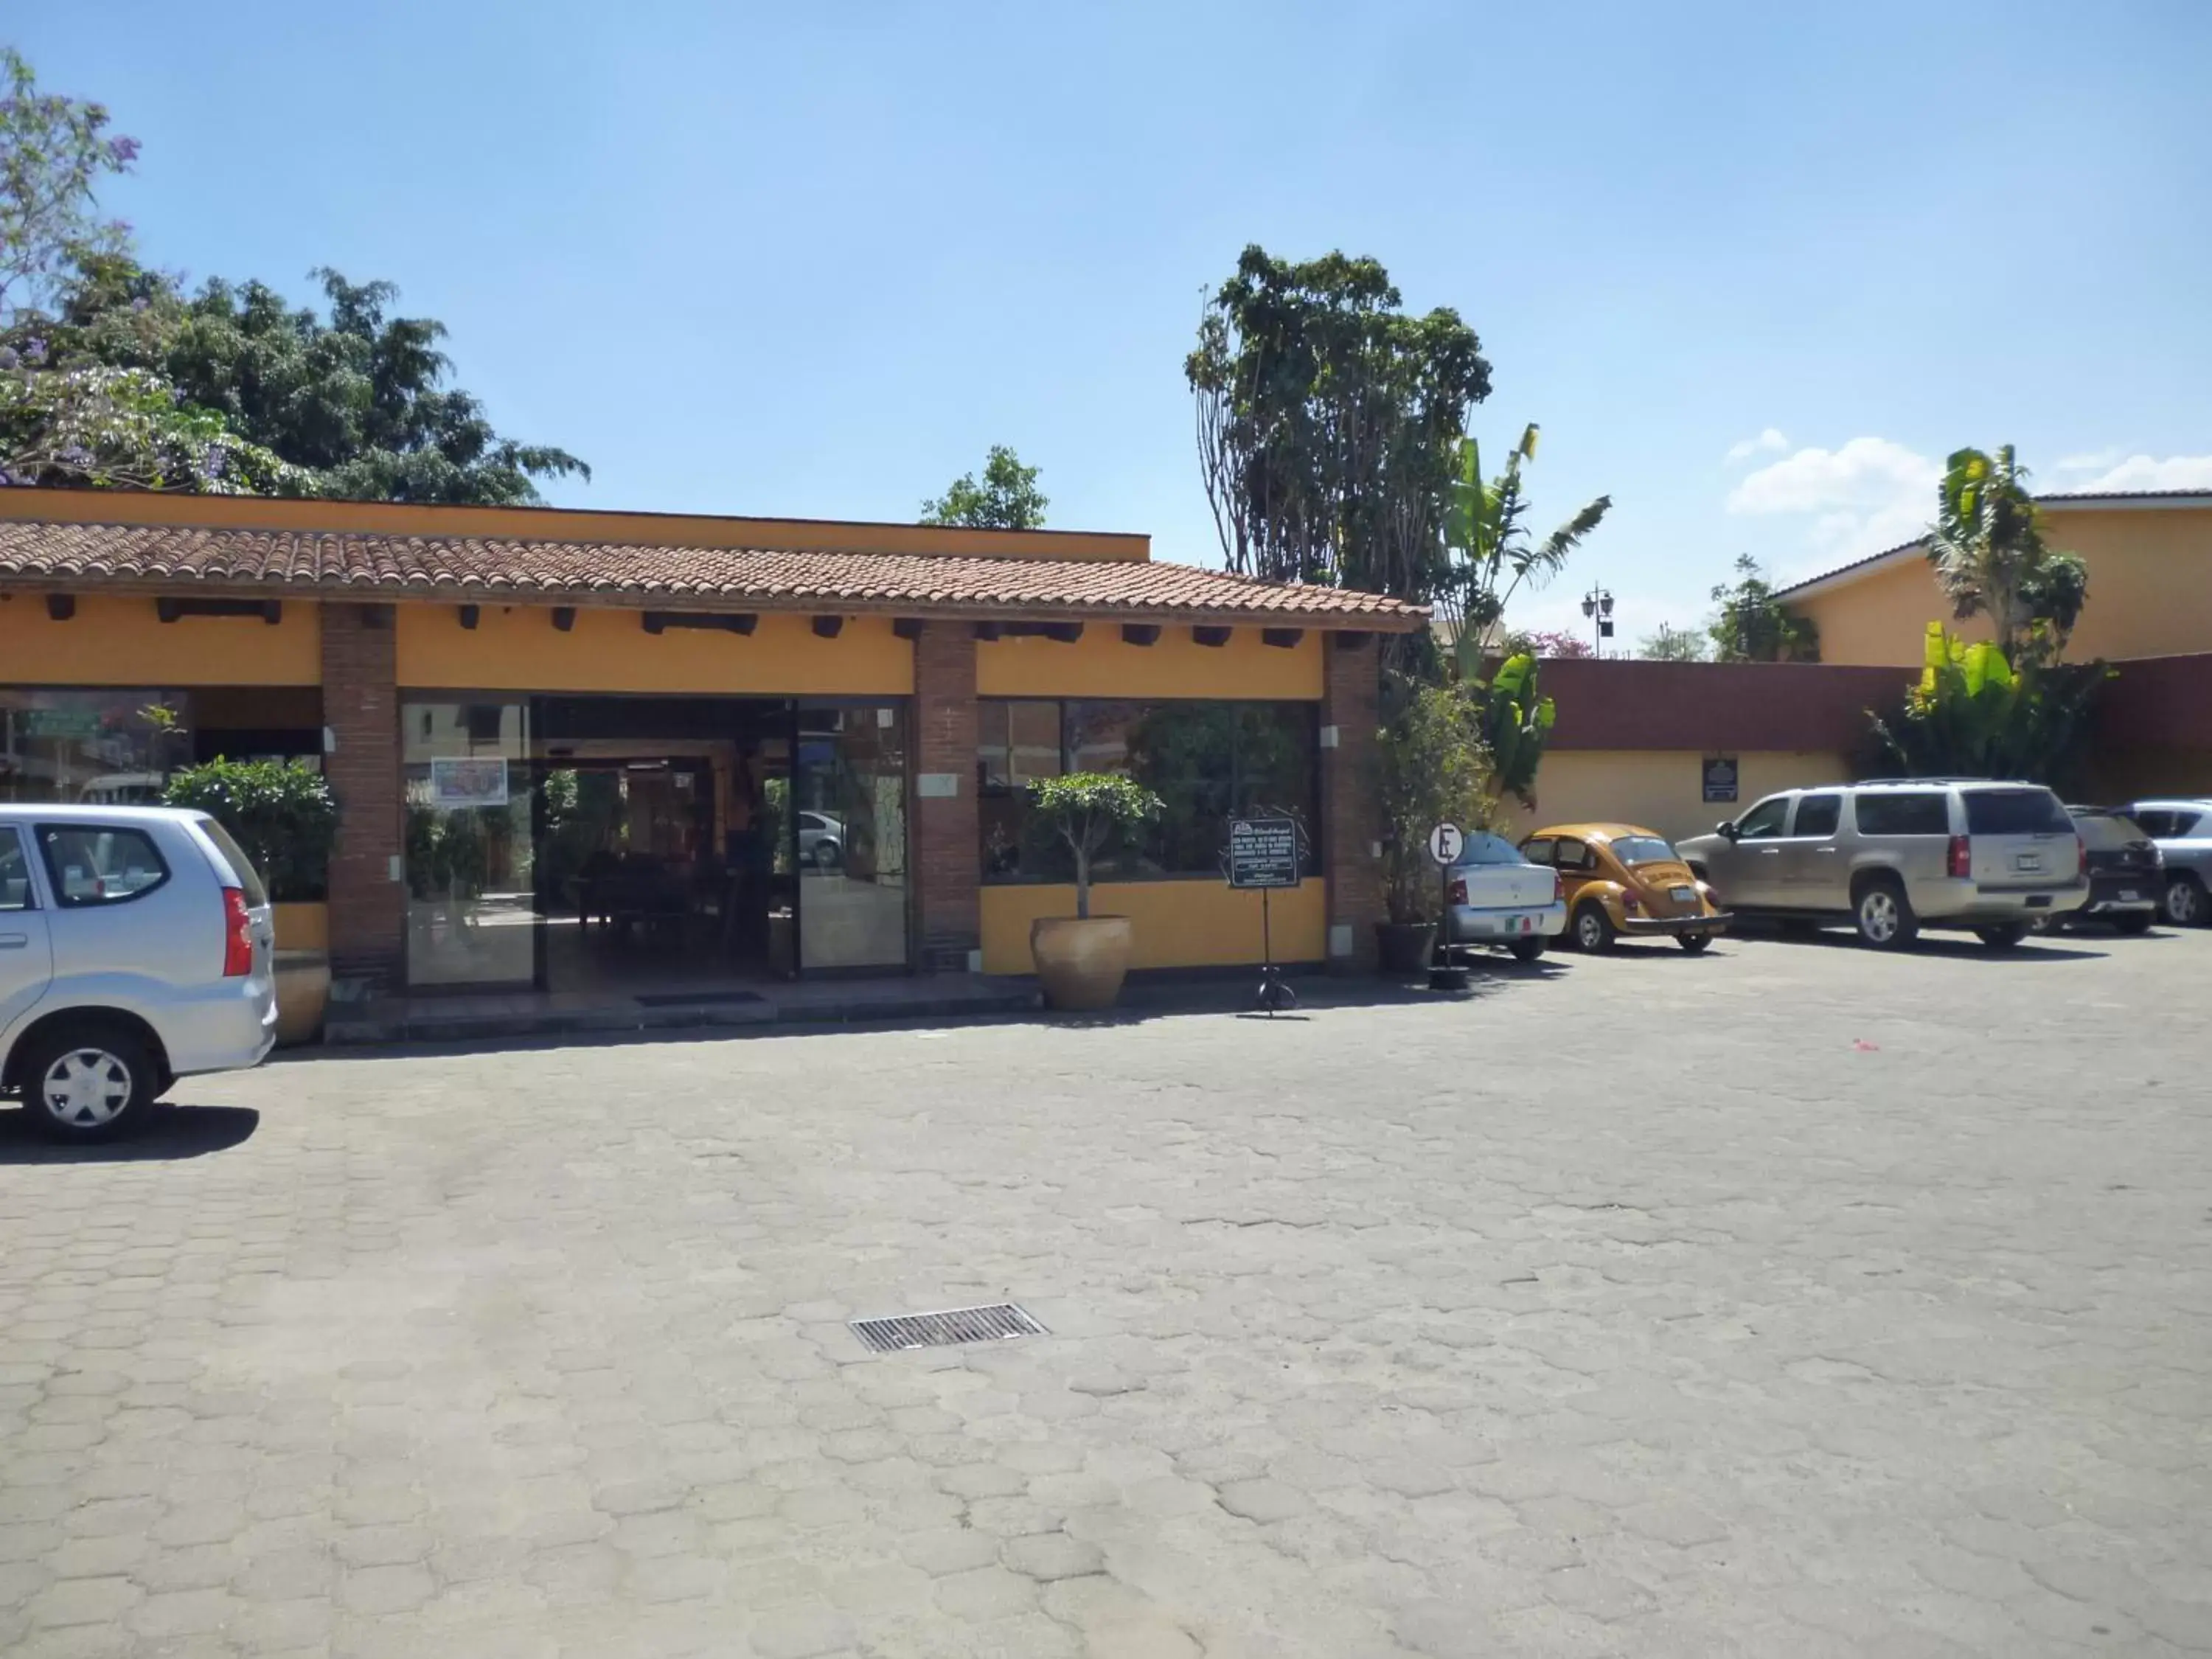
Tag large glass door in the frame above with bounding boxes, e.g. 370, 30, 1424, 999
793, 703, 908, 971
400, 699, 537, 990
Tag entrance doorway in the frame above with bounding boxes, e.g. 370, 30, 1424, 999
398, 695, 910, 993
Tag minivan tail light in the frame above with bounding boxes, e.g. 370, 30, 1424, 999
1947, 835, 1972, 879
221, 887, 254, 977
1447, 877, 1467, 907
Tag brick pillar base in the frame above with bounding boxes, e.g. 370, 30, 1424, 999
321, 602, 404, 989
1322, 633, 1382, 973
912, 622, 981, 972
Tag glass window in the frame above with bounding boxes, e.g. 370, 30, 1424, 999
1963, 789, 2071, 835
2129, 810, 2172, 838
37, 825, 170, 907
795, 704, 908, 970
190, 816, 269, 908
0, 690, 192, 804
403, 700, 535, 989
0, 829, 34, 910
1792, 794, 1842, 838
2167, 811, 2201, 837
1554, 836, 1594, 871
1735, 796, 1791, 839
1854, 792, 1950, 836
1454, 833, 1526, 866
978, 700, 1318, 883
1519, 837, 1556, 866
1608, 835, 1677, 866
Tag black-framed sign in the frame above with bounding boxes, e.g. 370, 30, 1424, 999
1227, 817, 1301, 890
1703, 756, 1739, 804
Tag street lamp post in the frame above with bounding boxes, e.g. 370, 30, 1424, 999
1579, 585, 1615, 657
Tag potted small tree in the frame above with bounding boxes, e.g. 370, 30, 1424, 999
1373, 681, 1498, 973
163, 759, 339, 1043
1025, 773, 1164, 1010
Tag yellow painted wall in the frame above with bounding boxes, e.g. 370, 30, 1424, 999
395, 604, 912, 695
980, 879, 1327, 974
978, 628, 1322, 699
1790, 504, 2212, 666
0, 594, 322, 685
1509, 750, 1854, 846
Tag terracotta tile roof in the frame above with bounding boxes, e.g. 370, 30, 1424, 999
0, 519, 1426, 630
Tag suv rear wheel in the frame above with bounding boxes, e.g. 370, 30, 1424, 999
21, 1023, 156, 1143
1852, 875, 1919, 950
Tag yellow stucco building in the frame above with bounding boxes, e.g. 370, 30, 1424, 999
1778, 490, 2212, 666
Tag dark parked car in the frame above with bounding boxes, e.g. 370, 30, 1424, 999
2054, 807, 2160, 933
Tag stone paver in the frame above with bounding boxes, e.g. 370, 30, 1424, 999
0, 929, 2208, 1656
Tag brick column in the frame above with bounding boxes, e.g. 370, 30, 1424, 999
1321, 631, 1382, 973
912, 622, 981, 973
321, 602, 404, 990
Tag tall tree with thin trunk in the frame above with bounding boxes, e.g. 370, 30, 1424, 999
1925, 445, 2087, 666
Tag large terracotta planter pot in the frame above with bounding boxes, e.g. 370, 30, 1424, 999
1030, 916, 1135, 1011
1375, 921, 1438, 975
273, 950, 331, 1047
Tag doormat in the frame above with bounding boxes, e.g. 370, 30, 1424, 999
633, 990, 768, 1007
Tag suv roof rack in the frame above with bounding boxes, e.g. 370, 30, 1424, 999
1853, 776, 2000, 786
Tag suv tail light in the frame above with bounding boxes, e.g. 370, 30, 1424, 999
221, 887, 254, 977
1947, 834, 1972, 879
1447, 877, 1467, 906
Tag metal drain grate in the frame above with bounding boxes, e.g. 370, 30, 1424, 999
849, 1303, 1048, 1352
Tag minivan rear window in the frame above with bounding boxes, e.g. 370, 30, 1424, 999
1854, 793, 1948, 836
193, 817, 270, 908
1964, 789, 2072, 835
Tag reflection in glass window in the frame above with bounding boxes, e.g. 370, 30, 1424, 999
977, 699, 1318, 883
401, 699, 535, 989
0, 689, 191, 804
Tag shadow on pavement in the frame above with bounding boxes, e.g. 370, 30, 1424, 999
0, 1104, 261, 1164
1731, 925, 2110, 963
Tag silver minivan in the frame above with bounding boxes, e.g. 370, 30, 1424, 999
0, 806, 277, 1141
1677, 779, 2089, 950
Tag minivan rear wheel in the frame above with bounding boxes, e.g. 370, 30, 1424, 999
21, 1025, 156, 1143
1852, 875, 1919, 950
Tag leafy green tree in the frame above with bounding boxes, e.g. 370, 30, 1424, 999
1025, 774, 1163, 919
1638, 622, 1708, 661
1186, 246, 1492, 613
161, 759, 337, 901
57, 265, 589, 505
1708, 554, 1819, 662
1373, 681, 1496, 924
1439, 424, 1610, 670
919, 444, 1047, 529
1927, 445, 2087, 666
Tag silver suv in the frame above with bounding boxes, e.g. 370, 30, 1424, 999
2117, 799, 2212, 928
1, 806, 277, 1141
1677, 779, 2088, 950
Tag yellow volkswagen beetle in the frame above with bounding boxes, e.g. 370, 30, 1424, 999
1519, 823, 1731, 953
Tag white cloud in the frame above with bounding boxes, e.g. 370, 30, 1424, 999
1725, 436, 1938, 568
2056, 449, 2121, 473
1723, 427, 1788, 465
2059, 453, 2212, 493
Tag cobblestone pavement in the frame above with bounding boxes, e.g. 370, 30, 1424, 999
2, 928, 2208, 1658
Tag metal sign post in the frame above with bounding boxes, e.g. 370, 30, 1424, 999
1228, 816, 1302, 1015
1427, 821, 1468, 991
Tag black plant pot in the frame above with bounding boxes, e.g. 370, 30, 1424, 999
1375, 921, 1438, 975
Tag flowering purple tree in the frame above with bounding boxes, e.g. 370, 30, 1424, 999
1, 48, 137, 327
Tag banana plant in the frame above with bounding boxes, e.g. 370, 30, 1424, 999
1871, 622, 2108, 786
1440, 422, 1610, 678
1476, 651, 1557, 807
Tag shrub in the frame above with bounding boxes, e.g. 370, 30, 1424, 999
1374, 681, 1498, 924
162, 758, 337, 902
1025, 773, 1164, 919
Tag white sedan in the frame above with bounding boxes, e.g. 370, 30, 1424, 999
1441, 832, 1568, 961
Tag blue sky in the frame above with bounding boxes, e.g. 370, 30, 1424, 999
19, 1, 2212, 647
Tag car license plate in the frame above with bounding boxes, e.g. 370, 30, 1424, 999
1669, 886, 1695, 902
2118, 889, 2139, 901
2014, 853, 2042, 872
